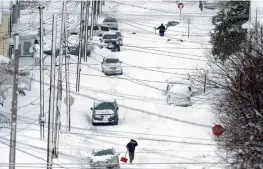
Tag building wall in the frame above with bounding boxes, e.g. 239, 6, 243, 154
0, 13, 9, 57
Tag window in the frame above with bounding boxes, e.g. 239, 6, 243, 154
101, 26, 109, 31
105, 58, 119, 64
23, 41, 32, 56
94, 102, 115, 110
94, 149, 114, 156
103, 34, 117, 39
103, 17, 117, 23
93, 26, 99, 30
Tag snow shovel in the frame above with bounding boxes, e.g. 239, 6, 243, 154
120, 151, 128, 163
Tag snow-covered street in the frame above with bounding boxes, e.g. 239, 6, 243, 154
0, 1, 227, 169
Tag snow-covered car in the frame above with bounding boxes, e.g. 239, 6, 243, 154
101, 56, 123, 75
88, 24, 110, 36
167, 21, 179, 26
89, 148, 120, 169
99, 32, 123, 49
166, 84, 192, 107
69, 25, 109, 36
90, 100, 119, 125
103, 17, 118, 30
165, 75, 193, 95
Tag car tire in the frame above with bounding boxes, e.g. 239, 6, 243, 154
114, 120, 118, 125
119, 71, 123, 75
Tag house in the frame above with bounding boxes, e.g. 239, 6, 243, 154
0, 12, 10, 57
11, 23, 39, 57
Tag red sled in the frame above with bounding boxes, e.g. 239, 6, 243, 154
120, 152, 128, 163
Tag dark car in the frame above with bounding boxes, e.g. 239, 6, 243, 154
90, 100, 119, 125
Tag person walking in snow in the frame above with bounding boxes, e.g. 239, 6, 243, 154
126, 139, 138, 164
155, 23, 166, 37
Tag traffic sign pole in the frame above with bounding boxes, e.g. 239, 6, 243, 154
177, 2, 184, 22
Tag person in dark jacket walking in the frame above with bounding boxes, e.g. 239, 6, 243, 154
155, 23, 166, 36
126, 139, 138, 164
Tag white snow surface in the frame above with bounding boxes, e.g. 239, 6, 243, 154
0, 1, 229, 169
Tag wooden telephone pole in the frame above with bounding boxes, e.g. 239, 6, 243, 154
9, 35, 20, 169
47, 14, 57, 169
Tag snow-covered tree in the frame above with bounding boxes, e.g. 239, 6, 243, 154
210, 1, 249, 61
208, 23, 263, 168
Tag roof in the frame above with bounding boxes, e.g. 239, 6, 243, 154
104, 55, 119, 59
166, 78, 191, 86
102, 31, 117, 35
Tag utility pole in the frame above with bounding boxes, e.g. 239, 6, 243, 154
76, 1, 84, 92
84, 1, 90, 62
38, 4, 45, 140
9, 35, 20, 169
47, 14, 57, 169
54, 1, 66, 158
90, 0, 94, 40
64, 4, 70, 132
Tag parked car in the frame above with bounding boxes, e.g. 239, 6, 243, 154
165, 75, 193, 95
88, 24, 110, 36
103, 17, 118, 30
69, 25, 109, 36
90, 100, 119, 125
101, 56, 123, 75
166, 84, 192, 107
89, 148, 120, 169
99, 32, 123, 49
167, 21, 180, 26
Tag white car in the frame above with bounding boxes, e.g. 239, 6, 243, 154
89, 148, 120, 169
69, 25, 109, 37
88, 24, 110, 36
99, 32, 123, 49
166, 84, 192, 107
103, 17, 118, 30
101, 56, 123, 75
165, 76, 193, 95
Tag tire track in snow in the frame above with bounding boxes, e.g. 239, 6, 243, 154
36, 79, 212, 128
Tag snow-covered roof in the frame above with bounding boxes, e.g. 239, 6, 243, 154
104, 55, 119, 59
103, 31, 117, 35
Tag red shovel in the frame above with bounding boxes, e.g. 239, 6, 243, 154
120, 151, 128, 163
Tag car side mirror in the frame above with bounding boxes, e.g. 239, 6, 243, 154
120, 61, 122, 63
116, 107, 119, 110
90, 107, 93, 110
99, 38, 102, 42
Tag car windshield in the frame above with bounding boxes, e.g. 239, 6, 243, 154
94, 149, 115, 156
104, 17, 117, 22
105, 58, 119, 63
103, 34, 117, 39
101, 26, 109, 31
94, 102, 115, 110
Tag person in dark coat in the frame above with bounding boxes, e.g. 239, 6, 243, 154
126, 139, 138, 164
155, 23, 166, 36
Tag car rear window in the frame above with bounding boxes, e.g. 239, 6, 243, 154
95, 102, 115, 110
103, 17, 117, 22
94, 149, 114, 156
101, 26, 109, 31
105, 58, 119, 63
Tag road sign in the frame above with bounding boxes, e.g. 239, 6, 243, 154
212, 124, 224, 136
64, 95, 74, 106
178, 2, 184, 9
